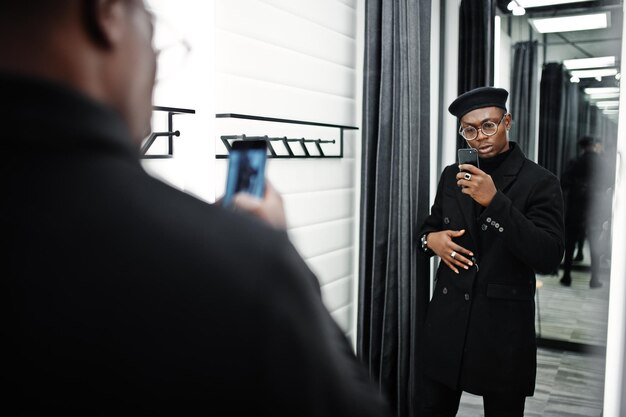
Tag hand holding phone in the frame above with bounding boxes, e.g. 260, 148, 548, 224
458, 148, 479, 170
222, 140, 268, 208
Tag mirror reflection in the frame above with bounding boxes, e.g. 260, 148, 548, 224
457, 1, 621, 416
502, 0, 621, 350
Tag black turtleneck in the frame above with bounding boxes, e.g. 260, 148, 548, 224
472, 142, 515, 215
478, 142, 515, 174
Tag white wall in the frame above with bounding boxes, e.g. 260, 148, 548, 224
213, 0, 361, 338
143, 0, 216, 203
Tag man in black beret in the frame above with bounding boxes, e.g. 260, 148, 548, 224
417, 86, 565, 416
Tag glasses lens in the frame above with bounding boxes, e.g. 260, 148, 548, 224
463, 127, 477, 140
481, 121, 498, 135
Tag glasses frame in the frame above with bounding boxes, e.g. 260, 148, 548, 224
459, 112, 509, 141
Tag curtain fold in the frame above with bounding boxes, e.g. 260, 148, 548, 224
538, 63, 564, 175
358, 1, 431, 416
456, 0, 496, 150
510, 41, 538, 156
538, 63, 585, 177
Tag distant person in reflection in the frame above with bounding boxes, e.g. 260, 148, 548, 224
0, 1, 391, 415
560, 136, 613, 288
417, 87, 565, 417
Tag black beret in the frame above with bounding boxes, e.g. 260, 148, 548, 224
448, 86, 509, 118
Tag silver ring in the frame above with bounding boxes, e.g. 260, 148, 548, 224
464, 172, 472, 181
450, 250, 457, 259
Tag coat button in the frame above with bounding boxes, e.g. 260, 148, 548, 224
486, 217, 492, 223
443, 287, 448, 295
495, 222, 500, 228
464, 293, 470, 301
499, 227, 504, 232
481, 224, 488, 231
444, 217, 450, 224
491, 221, 496, 226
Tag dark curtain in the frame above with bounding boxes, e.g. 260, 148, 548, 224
510, 41, 538, 156
538, 63, 564, 175
560, 81, 582, 175
358, 1, 431, 416
457, 0, 496, 150
538, 63, 585, 177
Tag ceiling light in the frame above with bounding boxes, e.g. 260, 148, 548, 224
570, 68, 618, 79
517, 0, 591, 7
587, 93, 620, 100
570, 76, 580, 83
507, 1, 517, 10
585, 87, 620, 95
595, 100, 620, 108
563, 56, 616, 70
530, 12, 610, 34
512, 7, 526, 16
603, 109, 619, 115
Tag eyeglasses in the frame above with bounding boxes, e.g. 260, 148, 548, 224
458, 113, 508, 141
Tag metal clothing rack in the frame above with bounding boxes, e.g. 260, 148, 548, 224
141, 106, 196, 159
215, 113, 358, 159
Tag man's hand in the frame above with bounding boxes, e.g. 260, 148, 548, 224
232, 180, 287, 230
426, 229, 474, 274
456, 164, 497, 207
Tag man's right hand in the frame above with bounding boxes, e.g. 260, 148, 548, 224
426, 230, 474, 274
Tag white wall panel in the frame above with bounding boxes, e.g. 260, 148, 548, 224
216, 30, 355, 99
214, 0, 361, 336
331, 304, 353, 334
215, 74, 356, 125
282, 189, 354, 229
336, 0, 356, 9
216, 0, 356, 68
261, 0, 357, 40
288, 219, 353, 259
321, 276, 353, 313
307, 248, 353, 286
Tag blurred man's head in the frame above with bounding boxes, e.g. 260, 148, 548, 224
0, 0, 156, 143
578, 136, 599, 153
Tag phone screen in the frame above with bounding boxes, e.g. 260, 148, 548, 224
458, 148, 479, 170
222, 140, 268, 208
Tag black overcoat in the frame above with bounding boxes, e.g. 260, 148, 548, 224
418, 143, 564, 395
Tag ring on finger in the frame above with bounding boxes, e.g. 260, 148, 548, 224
450, 250, 457, 259
464, 172, 472, 181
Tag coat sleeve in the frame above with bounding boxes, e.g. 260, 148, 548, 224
477, 173, 565, 274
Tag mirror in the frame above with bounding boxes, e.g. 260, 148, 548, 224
504, 1, 621, 349
497, 0, 622, 350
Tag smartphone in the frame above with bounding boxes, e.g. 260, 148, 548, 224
222, 140, 268, 208
458, 148, 479, 170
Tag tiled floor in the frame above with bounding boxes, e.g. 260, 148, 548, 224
535, 253, 610, 346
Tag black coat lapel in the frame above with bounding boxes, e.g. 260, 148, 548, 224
455, 184, 479, 246
492, 143, 525, 193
